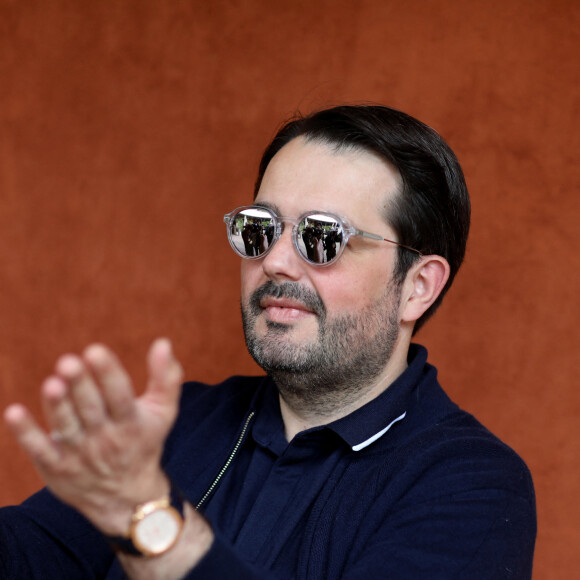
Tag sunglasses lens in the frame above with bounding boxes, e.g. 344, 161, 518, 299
228, 207, 276, 258
296, 214, 344, 265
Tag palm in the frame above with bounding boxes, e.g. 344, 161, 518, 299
5, 339, 183, 534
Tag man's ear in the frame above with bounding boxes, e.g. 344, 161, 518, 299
400, 256, 450, 324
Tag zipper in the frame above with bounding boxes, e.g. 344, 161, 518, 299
195, 411, 256, 510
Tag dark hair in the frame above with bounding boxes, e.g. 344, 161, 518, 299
253, 105, 470, 333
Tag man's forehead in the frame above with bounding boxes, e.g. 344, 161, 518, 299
254, 139, 400, 224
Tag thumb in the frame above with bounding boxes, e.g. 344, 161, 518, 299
145, 338, 184, 412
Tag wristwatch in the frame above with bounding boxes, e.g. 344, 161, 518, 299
106, 484, 185, 557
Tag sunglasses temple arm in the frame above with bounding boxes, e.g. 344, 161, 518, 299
355, 229, 383, 241
357, 229, 423, 256
387, 239, 424, 256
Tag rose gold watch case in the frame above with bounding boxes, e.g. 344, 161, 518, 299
129, 498, 184, 557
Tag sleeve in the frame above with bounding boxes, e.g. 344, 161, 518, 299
342, 487, 536, 580
0, 488, 116, 579
184, 531, 281, 580
339, 430, 537, 580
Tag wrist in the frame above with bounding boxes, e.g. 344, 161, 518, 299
117, 504, 214, 580
106, 481, 186, 558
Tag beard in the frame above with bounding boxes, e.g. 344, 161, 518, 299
241, 280, 401, 414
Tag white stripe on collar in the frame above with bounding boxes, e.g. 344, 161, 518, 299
351, 411, 407, 452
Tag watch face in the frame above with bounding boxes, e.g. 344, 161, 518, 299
133, 507, 183, 556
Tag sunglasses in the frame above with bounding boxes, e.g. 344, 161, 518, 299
223, 205, 423, 267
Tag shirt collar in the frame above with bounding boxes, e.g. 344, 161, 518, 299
251, 344, 430, 453
325, 343, 428, 451
251, 378, 290, 456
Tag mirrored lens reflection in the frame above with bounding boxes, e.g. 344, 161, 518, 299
229, 208, 346, 265
229, 208, 275, 257
296, 214, 344, 264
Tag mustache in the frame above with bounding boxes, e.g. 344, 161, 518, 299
249, 281, 326, 319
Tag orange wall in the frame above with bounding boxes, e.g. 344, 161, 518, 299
0, 1, 578, 578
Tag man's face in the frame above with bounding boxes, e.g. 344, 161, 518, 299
240, 137, 406, 402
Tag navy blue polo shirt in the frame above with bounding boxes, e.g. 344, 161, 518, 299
187, 345, 536, 578
201, 346, 429, 576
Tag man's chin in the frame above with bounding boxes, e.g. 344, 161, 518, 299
245, 330, 320, 373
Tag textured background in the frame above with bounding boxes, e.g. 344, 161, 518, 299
0, 1, 578, 577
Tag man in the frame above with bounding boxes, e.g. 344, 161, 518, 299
1, 105, 536, 579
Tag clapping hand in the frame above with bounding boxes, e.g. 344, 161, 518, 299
3, 338, 183, 536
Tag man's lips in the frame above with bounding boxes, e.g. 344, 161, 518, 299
259, 297, 316, 322
248, 280, 326, 321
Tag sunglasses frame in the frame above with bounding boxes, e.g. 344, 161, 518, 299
223, 205, 423, 267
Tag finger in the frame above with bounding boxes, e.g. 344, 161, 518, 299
55, 354, 107, 431
41, 376, 84, 445
4, 403, 61, 468
145, 338, 183, 411
82, 344, 135, 421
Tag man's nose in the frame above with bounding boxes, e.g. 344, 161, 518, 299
260, 226, 305, 282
